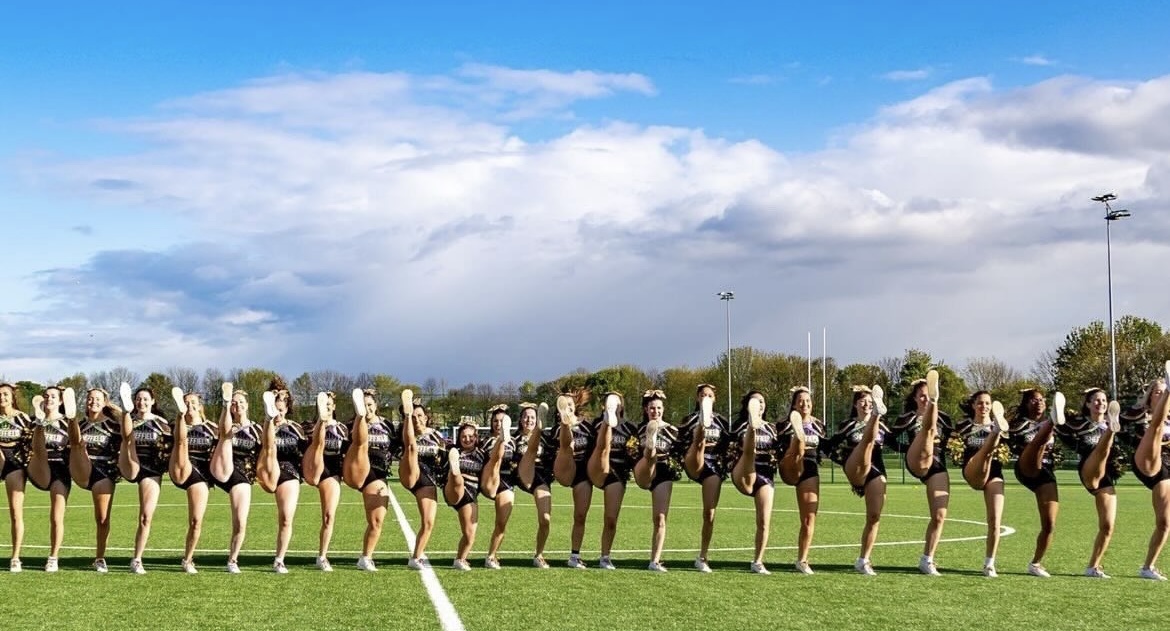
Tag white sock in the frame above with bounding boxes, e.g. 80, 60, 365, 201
984, 557, 995, 567
921, 554, 933, 563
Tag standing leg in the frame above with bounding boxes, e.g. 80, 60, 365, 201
795, 476, 819, 571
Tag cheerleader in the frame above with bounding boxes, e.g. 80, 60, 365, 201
776, 386, 826, 575
167, 388, 217, 574
514, 402, 554, 568
887, 372, 951, 576
586, 392, 636, 570
255, 380, 306, 574
1055, 387, 1122, 578
341, 388, 396, 572
444, 423, 479, 570
1124, 366, 1170, 580
552, 390, 597, 569
397, 391, 447, 569
0, 382, 32, 572
26, 386, 73, 572
66, 387, 122, 572
209, 384, 258, 574
117, 384, 171, 575
680, 384, 731, 573
825, 385, 889, 576
729, 390, 781, 575
953, 391, 1010, 577
302, 391, 348, 572
482, 404, 518, 570
632, 390, 681, 572
1007, 388, 1060, 578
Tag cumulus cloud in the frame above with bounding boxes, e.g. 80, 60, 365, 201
6, 66, 1170, 385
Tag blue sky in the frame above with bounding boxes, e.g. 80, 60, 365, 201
3, 1, 1170, 387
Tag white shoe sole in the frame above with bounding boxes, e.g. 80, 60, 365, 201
172, 387, 187, 417
1052, 392, 1066, 426
316, 392, 329, 419
221, 382, 233, 403
63, 387, 77, 420
262, 390, 278, 420
1107, 400, 1121, 433
352, 389, 366, 418
604, 394, 620, 428
926, 370, 940, 402
789, 411, 806, 441
536, 402, 548, 428
119, 382, 133, 411
700, 397, 714, 428
991, 400, 1008, 433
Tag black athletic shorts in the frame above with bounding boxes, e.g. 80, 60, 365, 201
1134, 460, 1170, 491
1013, 460, 1057, 493
797, 458, 820, 485
909, 458, 948, 484
851, 459, 887, 497
320, 455, 344, 481
447, 488, 476, 510
597, 465, 631, 490
174, 460, 214, 490
277, 460, 303, 486
82, 462, 120, 490
30, 461, 72, 492
648, 461, 680, 491
361, 466, 390, 492
215, 468, 252, 493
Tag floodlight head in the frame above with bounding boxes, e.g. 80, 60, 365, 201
1105, 209, 1131, 221
1091, 193, 1117, 203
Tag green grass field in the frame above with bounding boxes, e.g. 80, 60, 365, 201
1, 465, 1166, 631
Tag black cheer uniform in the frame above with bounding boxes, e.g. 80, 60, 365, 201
31, 418, 71, 491
1007, 416, 1058, 492
592, 417, 637, 489
636, 421, 683, 491
481, 434, 517, 499
0, 412, 32, 479
887, 411, 953, 483
729, 420, 781, 496
678, 411, 733, 483
776, 415, 827, 485
79, 416, 123, 489
128, 415, 171, 482
553, 420, 597, 487
1055, 418, 1122, 494
362, 416, 396, 489
511, 427, 556, 493
953, 419, 1005, 483
174, 421, 218, 490
409, 428, 449, 494
216, 423, 261, 492
825, 417, 889, 496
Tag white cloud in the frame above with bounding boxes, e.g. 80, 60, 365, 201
881, 67, 932, 81
1017, 54, 1055, 66
7, 66, 1170, 387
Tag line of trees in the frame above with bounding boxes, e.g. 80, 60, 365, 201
4, 316, 1167, 430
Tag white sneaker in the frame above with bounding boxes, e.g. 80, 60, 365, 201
8, 558, 20, 573
119, 382, 133, 411
1107, 400, 1121, 433
93, 558, 108, 574
926, 369, 940, 403
598, 555, 616, 570
63, 388, 77, 420
1027, 562, 1050, 578
356, 556, 377, 572
532, 556, 549, 569
316, 392, 329, 420
222, 382, 234, 403
700, 397, 714, 428
855, 558, 876, 576
1085, 566, 1111, 578
749, 561, 770, 575
919, 555, 940, 576
316, 556, 333, 572
795, 560, 814, 575
1140, 566, 1168, 581
567, 555, 587, 570
172, 387, 188, 416
647, 561, 667, 573
130, 558, 146, 575
448, 448, 462, 476
351, 389, 366, 418
226, 561, 241, 574
408, 556, 429, 570
484, 557, 501, 570
556, 395, 576, 426
500, 414, 512, 437
983, 564, 998, 578
1052, 392, 1066, 426
991, 401, 1008, 433
789, 411, 807, 442
44, 557, 59, 573
871, 385, 887, 417
536, 403, 548, 428
452, 559, 471, 571
181, 560, 198, 575
604, 394, 620, 428
644, 421, 661, 456
694, 557, 712, 573
262, 390, 278, 420
747, 397, 764, 429
272, 560, 288, 574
